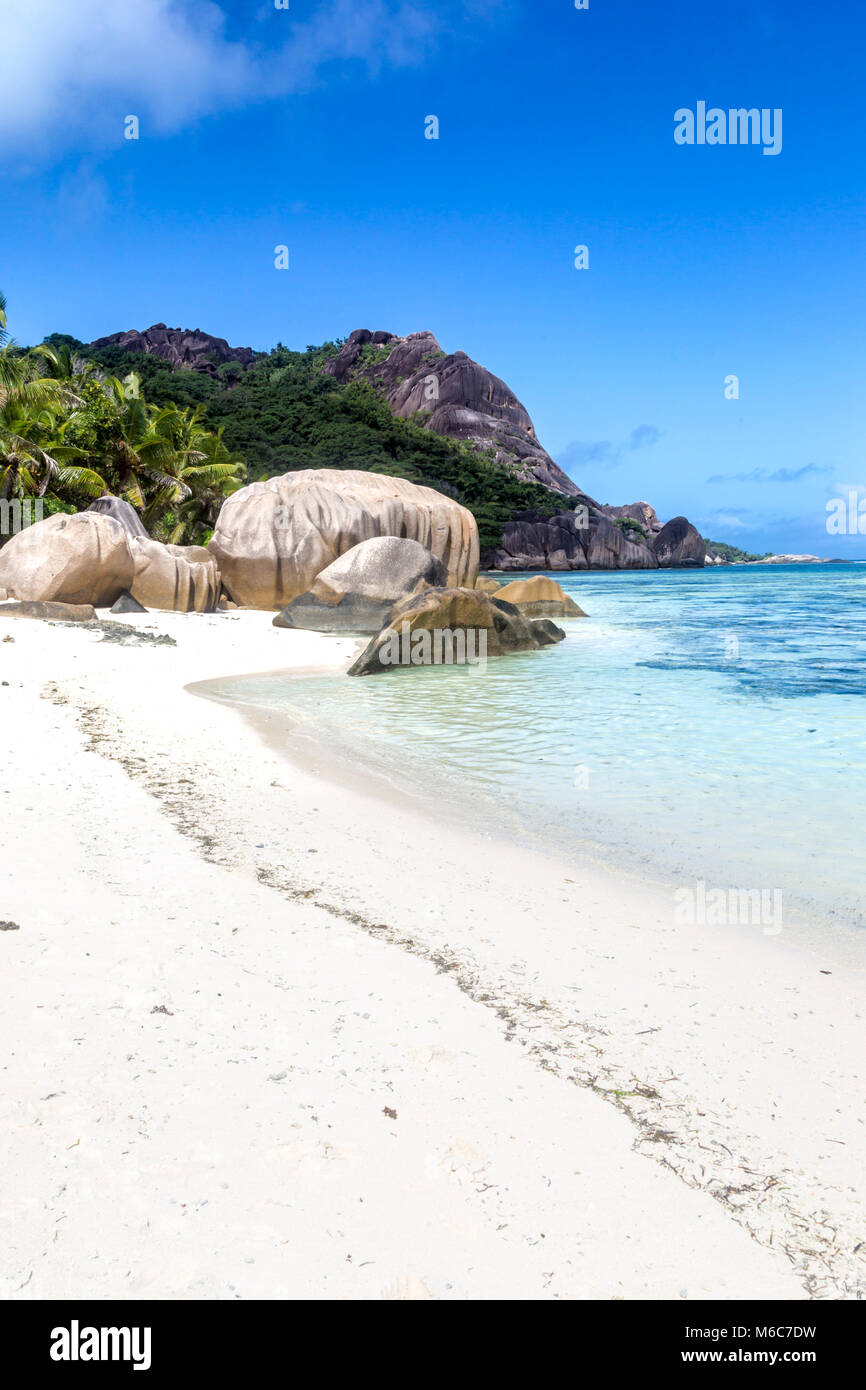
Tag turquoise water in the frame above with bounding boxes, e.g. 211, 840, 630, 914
202, 564, 866, 937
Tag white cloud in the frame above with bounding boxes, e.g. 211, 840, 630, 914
0, 0, 457, 154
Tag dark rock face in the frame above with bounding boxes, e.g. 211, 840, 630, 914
603, 501, 662, 537
348, 586, 565, 676
486, 502, 659, 571
652, 516, 707, 568
87, 495, 149, 538
88, 324, 255, 376
325, 328, 580, 497
484, 492, 707, 571
110, 590, 148, 614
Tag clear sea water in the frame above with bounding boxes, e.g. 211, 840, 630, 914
200, 564, 866, 940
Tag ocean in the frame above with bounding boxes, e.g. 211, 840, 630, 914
200, 563, 866, 941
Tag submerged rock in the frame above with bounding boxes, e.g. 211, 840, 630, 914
494, 575, 587, 617
347, 586, 565, 676
210, 468, 478, 610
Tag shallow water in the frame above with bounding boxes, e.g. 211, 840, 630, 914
202, 563, 866, 938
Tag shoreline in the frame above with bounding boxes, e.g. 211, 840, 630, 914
192, 642, 866, 970
3, 609, 865, 1299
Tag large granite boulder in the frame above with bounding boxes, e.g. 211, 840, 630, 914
485, 507, 597, 571
584, 515, 658, 569
495, 575, 587, 617
129, 537, 221, 612
652, 516, 707, 568
0, 512, 134, 606
86, 495, 149, 538
274, 535, 447, 633
348, 587, 565, 676
210, 468, 479, 610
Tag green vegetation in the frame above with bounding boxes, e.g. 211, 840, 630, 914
706, 540, 771, 563
84, 337, 579, 549
613, 516, 647, 540
1, 297, 245, 547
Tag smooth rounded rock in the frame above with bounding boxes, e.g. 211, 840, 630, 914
0, 512, 134, 606
130, 538, 221, 613
209, 468, 479, 610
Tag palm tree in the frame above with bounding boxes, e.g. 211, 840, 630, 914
0, 295, 72, 502
142, 405, 246, 542
0, 290, 246, 537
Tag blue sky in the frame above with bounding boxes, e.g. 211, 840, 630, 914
2, 0, 864, 554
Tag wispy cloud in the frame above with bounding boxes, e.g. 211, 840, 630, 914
627, 424, 662, 451
707, 462, 832, 484
0, 0, 480, 156
557, 424, 662, 474
557, 440, 617, 470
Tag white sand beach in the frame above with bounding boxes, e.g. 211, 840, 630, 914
2, 609, 864, 1301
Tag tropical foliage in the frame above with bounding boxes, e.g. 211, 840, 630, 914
1, 295, 246, 546
5, 292, 578, 552
85, 337, 581, 549
705, 540, 771, 563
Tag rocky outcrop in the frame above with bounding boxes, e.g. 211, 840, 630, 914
0, 599, 97, 622
586, 516, 659, 569
88, 324, 255, 376
210, 468, 478, 610
274, 536, 447, 633
348, 587, 565, 676
486, 503, 659, 571
602, 501, 662, 538
755, 554, 825, 565
484, 492, 708, 571
324, 329, 580, 497
495, 575, 587, 617
129, 538, 221, 612
652, 516, 707, 568
0, 512, 135, 606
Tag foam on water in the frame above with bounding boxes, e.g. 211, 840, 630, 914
203, 563, 866, 938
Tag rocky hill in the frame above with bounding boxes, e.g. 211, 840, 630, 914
83, 323, 706, 568
323, 328, 580, 497
89, 324, 255, 375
